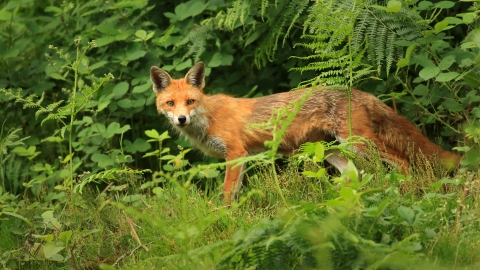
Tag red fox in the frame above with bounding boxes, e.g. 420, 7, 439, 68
150, 62, 461, 203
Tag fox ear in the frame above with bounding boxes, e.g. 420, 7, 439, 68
185, 62, 205, 89
150, 66, 172, 92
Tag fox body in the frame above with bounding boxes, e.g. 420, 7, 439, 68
150, 62, 461, 203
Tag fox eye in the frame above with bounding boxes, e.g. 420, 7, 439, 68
187, 99, 195, 105
166, 101, 174, 107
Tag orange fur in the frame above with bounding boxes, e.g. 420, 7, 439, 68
150, 62, 461, 204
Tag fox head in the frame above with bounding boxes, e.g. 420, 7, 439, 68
150, 62, 206, 128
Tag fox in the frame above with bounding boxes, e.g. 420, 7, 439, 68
150, 62, 461, 204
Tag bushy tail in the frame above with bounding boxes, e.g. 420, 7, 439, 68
374, 102, 461, 170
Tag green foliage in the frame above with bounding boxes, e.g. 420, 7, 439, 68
0, 0, 479, 269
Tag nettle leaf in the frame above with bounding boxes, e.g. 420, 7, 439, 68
438, 56, 456, 70
436, 72, 459, 82
419, 67, 440, 80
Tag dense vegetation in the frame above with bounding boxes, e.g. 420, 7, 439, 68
1, 0, 479, 269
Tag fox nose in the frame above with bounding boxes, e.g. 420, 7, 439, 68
178, 115, 187, 124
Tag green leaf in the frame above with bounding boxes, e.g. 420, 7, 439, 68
43, 242, 64, 259
59, 230, 73, 246
413, 84, 429, 96
434, 19, 450, 33
397, 206, 415, 224
89, 61, 108, 71
44, 6, 63, 14
91, 153, 114, 167
42, 211, 61, 230
436, 72, 459, 82
175, 59, 193, 71
184, 2, 207, 18
314, 143, 324, 162
438, 56, 456, 70
419, 67, 440, 80
340, 187, 355, 201
132, 81, 152, 93
135, 30, 147, 39
113, 82, 129, 99
125, 50, 146, 62
209, 52, 223, 67
1, 211, 34, 227
386, 0, 402, 12
96, 24, 119, 35
434, 1, 455, 8
412, 55, 436, 68
95, 36, 115, 47
117, 99, 132, 108
442, 100, 463, 112
459, 13, 476, 24
49, 73, 65, 80
145, 129, 160, 139
417, 1, 432, 10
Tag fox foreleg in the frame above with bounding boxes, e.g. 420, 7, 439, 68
223, 149, 247, 204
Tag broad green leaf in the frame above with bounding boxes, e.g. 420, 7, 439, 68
417, 1, 432, 10
209, 52, 223, 67
42, 211, 61, 230
442, 100, 463, 112
89, 61, 108, 71
117, 99, 132, 108
125, 50, 146, 61
96, 25, 119, 35
113, 82, 129, 99
95, 36, 115, 47
43, 242, 65, 259
3, 48, 19, 59
59, 230, 73, 246
438, 56, 456, 70
184, 2, 207, 18
175, 59, 193, 71
49, 73, 65, 80
413, 84, 429, 96
434, 19, 449, 33
145, 129, 160, 139
135, 30, 147, 39
132, 81, 152, 93
340, 187, 355, 201
436, 72, 459, 82
434, 1, 455, 8
459, 13, 476, 24
397, 206, 415, 224
412, 55, 436, 68
386, 0, 402, 12
419, 67, 440, 80
91, 153, 114, 167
